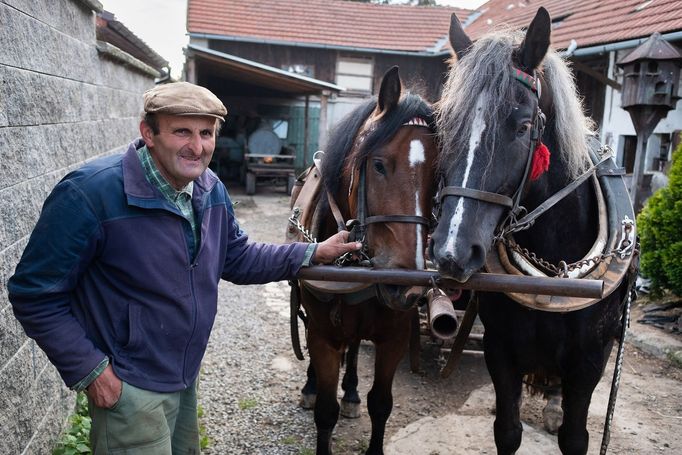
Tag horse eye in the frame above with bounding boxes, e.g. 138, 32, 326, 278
373, 160, 386, 175
517, 122, 532, 136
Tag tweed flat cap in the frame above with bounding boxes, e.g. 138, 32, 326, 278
143, 82, 227, 120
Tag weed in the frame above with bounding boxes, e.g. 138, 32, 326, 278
238, 398, 258, 410
53, 393, 91, 455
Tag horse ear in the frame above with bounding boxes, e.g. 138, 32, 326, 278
449, 12, 473, 60
377, 66, 401, 114
518, 7, 551, 71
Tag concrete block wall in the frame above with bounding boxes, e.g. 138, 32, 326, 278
0, 0, 157, 452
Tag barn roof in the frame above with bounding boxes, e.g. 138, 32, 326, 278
464, 0, 682, 51
187, 0, 471, 55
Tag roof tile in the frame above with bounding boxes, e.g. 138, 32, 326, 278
187, 0, 470, 53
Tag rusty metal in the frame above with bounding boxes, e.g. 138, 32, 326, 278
440, 297, 479, 378
426, 288, 458, 340
297, 266, 604, 299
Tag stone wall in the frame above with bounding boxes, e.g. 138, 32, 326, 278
0, 0, 157, 452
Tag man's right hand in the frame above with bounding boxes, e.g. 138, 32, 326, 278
86, 364, 122, 409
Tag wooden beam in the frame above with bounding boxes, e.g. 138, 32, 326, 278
571, 60, 622, 91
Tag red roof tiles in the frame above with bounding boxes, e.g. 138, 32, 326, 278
187, 0, 682, 54
464, 0, 682, 50
187, 0, 471, 53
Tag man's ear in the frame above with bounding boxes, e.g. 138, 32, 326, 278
140, 120, 155, 147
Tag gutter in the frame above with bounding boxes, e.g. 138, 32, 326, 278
189, 33, 450, 58
564, 31, 682, 57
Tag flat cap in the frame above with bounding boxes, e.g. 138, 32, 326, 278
143, 82, 227, 120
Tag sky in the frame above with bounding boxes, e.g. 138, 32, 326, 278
99, 0, 488, 79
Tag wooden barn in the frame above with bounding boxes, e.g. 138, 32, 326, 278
184, 0, 470, 186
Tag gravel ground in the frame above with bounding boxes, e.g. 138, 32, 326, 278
198, 189, 317, 454
197, 186, 682, 455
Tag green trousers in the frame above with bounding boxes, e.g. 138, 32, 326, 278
88, 380, 200, 454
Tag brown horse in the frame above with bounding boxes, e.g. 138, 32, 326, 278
295, 67, 439, 455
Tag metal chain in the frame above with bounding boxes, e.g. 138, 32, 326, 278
288, 207, 372, 267
288, 207, 317, 243
500, 217, 635, 278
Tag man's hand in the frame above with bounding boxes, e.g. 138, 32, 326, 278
312, 230, 362, 264
86, 365, 122, 409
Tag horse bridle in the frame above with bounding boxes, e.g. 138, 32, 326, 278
334, 117, 434, 263
437, 67, 546, 235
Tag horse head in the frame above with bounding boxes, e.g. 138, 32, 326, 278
430, 8, 556, 282
326, 66, 439, 310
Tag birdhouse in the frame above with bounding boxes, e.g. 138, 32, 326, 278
617, 32, 682, 110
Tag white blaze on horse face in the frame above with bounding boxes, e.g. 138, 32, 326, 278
409, 138, 425, 167
444, 97, 487, 256
409, 139, 426, 269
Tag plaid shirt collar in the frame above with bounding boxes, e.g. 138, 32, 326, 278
137, 145, 194, 203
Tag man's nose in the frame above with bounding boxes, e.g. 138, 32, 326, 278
187, 132, 202, 154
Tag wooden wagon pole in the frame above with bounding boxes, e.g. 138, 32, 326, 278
297, 265, 604, 299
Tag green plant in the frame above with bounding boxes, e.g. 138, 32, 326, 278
238, 397, 258, 410
637, 140, 682, 297
53, 393, 91, 455
197, 404, 210, 450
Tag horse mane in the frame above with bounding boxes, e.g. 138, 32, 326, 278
437, 29, 594, 179
322, 93, 435, 196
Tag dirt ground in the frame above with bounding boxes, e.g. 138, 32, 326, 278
201, 185, 682, 455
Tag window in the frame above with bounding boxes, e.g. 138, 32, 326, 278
336, 56, 373, 93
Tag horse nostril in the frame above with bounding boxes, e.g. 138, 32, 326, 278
469, 243, 486, 270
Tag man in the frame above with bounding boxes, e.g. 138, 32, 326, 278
8, 82, 359, 454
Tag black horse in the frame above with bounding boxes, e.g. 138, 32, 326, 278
430, 8, 636, 455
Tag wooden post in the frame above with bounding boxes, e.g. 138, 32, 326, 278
318, 90, 329, 151
304, 95, 310, 167
631, 131, 650, 213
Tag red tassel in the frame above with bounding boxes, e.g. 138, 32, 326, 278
530, 142, 550, 181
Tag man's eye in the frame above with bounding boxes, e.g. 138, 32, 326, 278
201, 130, 214, 137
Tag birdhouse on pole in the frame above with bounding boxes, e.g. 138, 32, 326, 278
616, 32, 682, 212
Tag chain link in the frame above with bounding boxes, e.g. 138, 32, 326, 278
288, 207, 317, 243
500, 217, 635, 278
288, 207, 372, 267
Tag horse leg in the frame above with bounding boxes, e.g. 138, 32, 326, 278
340, 340, 361, 418
309, 333, 343, 455
365, 335, 409, 455
300, 362, 317, 410
557, 346, 611, 455
484, 339, 523, 455
542, 378, 563, 434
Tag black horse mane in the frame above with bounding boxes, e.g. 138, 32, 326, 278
321, 93, 435, 197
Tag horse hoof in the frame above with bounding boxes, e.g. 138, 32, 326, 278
542, 398, 563, 434
340, 400, 361, 419
299, 393, 316, 410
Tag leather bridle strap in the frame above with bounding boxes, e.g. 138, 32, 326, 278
439, 186, 513, 208
365, 215, 431, 226
503, 153, 611, 234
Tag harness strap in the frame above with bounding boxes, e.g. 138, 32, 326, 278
326, 189, 347, 232
440, 186, 513, 208
504, 154, 611, 234
365, 215, 431, 225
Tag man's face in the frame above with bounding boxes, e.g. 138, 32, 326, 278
140, 114, 218, 189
